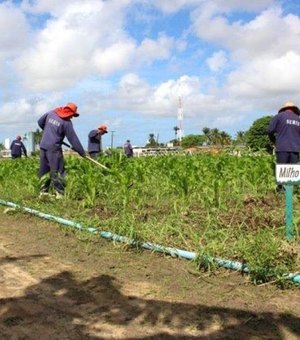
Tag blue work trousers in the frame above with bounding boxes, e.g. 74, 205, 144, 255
276, 151, 299, 164
89, 151, 100, 159
39, 148, 65, 194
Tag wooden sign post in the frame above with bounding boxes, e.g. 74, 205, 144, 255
276, 164, 300, 241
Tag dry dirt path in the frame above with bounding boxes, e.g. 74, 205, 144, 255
0, 210, 300, 339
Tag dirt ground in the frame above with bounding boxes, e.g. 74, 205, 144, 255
0, 210, 300, 340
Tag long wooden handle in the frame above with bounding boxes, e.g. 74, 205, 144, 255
62, 141, 110, 171
86, 156, 110, 171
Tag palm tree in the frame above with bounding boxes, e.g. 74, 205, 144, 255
236, 131, 246, 145
173, 126, 180, 145
146, 133, 157, 147
173, 126, 180, 140
219, 131, 232, 146
33, 128, 43, 146
210, 128, 221, 145
202, 127, 211, 144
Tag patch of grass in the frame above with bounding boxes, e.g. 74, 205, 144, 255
237, 229, 299, 286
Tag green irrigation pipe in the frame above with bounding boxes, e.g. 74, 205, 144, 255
0, 199, 299, 284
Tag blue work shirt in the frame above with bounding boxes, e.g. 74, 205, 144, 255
267, 109, 300, 152
10, 140, 27, 157
38, 110, 85, 156
123, 141, 133, 156
88, 129, 102, 153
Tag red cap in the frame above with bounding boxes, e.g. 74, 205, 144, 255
98, 125, 108, 133
64, 102, 79, 117
55, 102, 79, 119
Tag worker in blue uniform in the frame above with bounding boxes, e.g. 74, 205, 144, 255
267, 101, 300, 192
37, 102, 86, 199
88, 125, 108, 158
10, 135, 27, 159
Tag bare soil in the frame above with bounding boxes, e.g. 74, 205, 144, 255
0, 210, 300, 339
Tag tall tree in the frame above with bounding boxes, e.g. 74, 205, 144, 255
173, 126, 180, 140
202, 127, 211, 144
146, 133, 158, 147
210, 128, 221, 145
219, 131, 232, 146
235, 131, 246, 145
33, 128, 43, 146
246, 115, 273, 153
173, 126, 180, 146
181, 134, 206, 148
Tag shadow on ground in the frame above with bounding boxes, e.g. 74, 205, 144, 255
0, 261, 299, 339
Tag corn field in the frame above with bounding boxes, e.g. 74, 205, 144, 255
0, 151, 299, 286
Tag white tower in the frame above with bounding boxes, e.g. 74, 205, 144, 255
4, 138, 10, 150
177, 96, 184, 144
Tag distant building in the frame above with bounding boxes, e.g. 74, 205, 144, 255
0, 149, 11, 158
133, 147, 180, 157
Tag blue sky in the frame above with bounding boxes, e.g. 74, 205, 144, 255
1, 0, 300, 149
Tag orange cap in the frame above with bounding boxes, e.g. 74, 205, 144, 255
64, 102, 79, 117
98, 125, 108, 133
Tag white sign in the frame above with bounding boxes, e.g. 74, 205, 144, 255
276, 164, 300, 183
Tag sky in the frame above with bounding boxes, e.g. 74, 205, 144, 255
1, 0, 300, 149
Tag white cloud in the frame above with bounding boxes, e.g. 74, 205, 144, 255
93, 40, 136, 75
151, 0, 276, 14
0, 3, 30, 57
1, 0, 300, 144
206, 50, 227, 72
14, 0, 175, 92
190, 3, 300, 111
119, 73, 151, 99
109, 74, 205, 117
192, 5, 300, 60
0, 93, 62, 130
137, 34, 174, 63
207, 0, 276, 13
0, 99, 32, 124
151, 0, 200, 13
190, 1, 300, 106
0, 3, 32, 87
21, 0, 109, 17
227, 52, 300, 98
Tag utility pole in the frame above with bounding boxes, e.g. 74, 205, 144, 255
110, 131, 115, 149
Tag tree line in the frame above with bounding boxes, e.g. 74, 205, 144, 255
0, 116, 273, 152
146, 116, 273, 151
